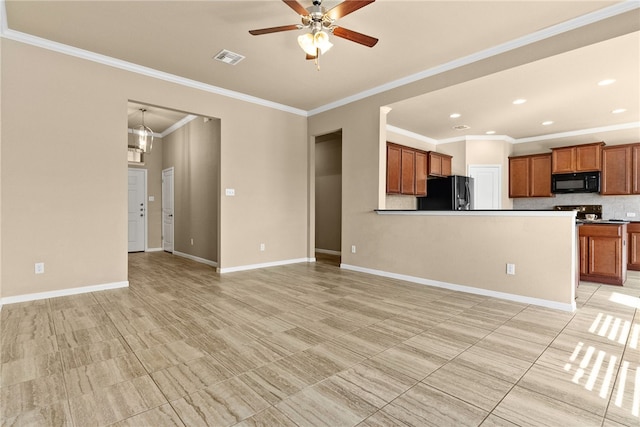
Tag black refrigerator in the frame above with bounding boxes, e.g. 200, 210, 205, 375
417, 175, 474, 210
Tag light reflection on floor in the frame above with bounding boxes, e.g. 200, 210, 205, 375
564, 292, 640, 419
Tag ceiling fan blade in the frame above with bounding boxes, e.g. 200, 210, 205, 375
326, 0, 375, 20
283, 0, 309, 16
332, 26, 378, 47
249, 24, 300, 35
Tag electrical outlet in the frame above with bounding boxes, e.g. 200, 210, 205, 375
225, 188, 235, 196
506, 263, 516, 275
626, 212, 636, 217
260, 243, 265, 251
351, 245, 356, 254
35, 262, 45, 274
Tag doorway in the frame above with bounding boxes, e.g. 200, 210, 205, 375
314, 131, 342, 265
128, 168, 147, 252
468, 165, 502, 209
162, 167, 175, 253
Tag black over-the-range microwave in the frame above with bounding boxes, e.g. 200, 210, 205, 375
551, 171, 601, 194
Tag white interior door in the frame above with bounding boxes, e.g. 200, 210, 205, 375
468, 165, 501, 209
162, 167, 175, 253
128, 168, 146, 252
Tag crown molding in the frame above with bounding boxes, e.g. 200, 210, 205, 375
386, 125, 438, 144
512, 121, 640, 144
0, 1, 307, 118
386, 122, 640, 146
1, 0, 637, 125
308, 1, 640, 117
160, 114, 199, 137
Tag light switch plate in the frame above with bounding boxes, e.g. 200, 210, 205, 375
225, 188, 235, 196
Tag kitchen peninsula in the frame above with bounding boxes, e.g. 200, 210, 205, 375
361, 210, 578, 311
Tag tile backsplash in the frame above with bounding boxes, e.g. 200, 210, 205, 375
513, 193, 640, 219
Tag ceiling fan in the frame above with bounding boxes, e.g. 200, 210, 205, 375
249, 0, 378, 68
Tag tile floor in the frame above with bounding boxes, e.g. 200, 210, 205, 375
1, 251, 639, 426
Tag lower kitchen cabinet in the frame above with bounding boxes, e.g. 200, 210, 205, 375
579, 223, 627, 285
628, 222, 640, 271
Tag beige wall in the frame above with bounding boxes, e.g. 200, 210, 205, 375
163, 116, 220, 262
364, 213, 575, 306
1, 10, 635, 303
0, 39, 307, 298
437, 140, 466, 175
128, 134, 163, 249
315, 134, 341, 253
305, 15, 633, 307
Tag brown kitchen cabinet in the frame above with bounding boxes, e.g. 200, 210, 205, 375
427, 152, 452, 177
401, 148, 416, 195
386, 142, 427, 196
386, 143, 401, 194
415, 151, 428, 196
601, 143, 640, 195
579, 223, 627, 285
509, 153, 552, 198
552, 142, 604, 173
628, 222, 640, 271
634, 145, 640, 193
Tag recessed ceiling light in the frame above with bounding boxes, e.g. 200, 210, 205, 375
611, 108, 626, 114
449, 113, 461, 119
485, 131, 496, 135
542, 121, 554, 126
513, 99, 527, 105
598, 79, 616, 86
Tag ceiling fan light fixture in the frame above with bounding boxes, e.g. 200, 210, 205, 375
298, 30, 333, 56
314, 30, 333, 54
298, 33, 317, 56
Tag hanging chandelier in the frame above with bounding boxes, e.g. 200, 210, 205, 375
131, 108, 154, 153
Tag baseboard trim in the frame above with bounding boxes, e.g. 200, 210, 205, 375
0, 281, 129, 306
219, 258, 312, 274
315, 248, 341, 256
146, 247, 164, 252
340, 264, 576, 312
173, 251, 218, 268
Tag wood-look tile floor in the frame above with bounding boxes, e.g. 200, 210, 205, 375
1, 251, 639, 426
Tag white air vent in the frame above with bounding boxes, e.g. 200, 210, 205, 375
453, 124, 470, 130
213, 49, 245, 65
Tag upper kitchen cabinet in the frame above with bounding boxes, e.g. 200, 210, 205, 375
401, 148, 416, 195
386, 143, 402, 194
509, 153, 553, 198
551, 142, 604, 173
427, 152, 452, 177
601, 143, 640, 195
386, 142, 427, 196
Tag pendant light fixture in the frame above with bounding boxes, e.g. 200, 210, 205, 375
132, 108, 154, 153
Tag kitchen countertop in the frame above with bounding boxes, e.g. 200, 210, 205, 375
375, 210, 636, 223
374, 209, 576, 217
576, 219, 631, 225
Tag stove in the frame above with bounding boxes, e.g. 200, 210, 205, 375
554, 204, 602, 220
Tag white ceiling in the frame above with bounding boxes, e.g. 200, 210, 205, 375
4, 1, 639, 146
